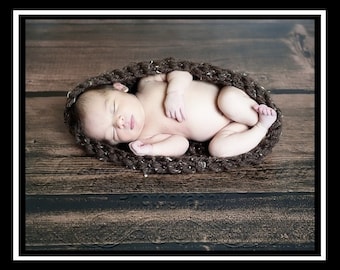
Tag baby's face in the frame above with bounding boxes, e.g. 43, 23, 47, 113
82, 89, 145, 144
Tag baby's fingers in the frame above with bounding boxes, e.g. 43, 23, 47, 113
129, 141, 152, 156
165, 109, 174, 119
175, 108, 186, 122
165, 107, 186, 122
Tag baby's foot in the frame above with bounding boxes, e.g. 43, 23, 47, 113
253, 104, 277, 129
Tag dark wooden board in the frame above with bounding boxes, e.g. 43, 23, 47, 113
25, 192, 315, 252
25, 19, 315, 92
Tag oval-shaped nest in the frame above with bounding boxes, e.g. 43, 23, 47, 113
64, 57, 282, 175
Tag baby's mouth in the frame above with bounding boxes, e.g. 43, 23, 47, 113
130, 115, 135, 130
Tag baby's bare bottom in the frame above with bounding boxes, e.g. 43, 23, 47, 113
208, 86, 277, 157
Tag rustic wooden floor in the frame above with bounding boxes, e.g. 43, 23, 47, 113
22, 16, 320, 257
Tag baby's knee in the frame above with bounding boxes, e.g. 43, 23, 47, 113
218, 86, 246, 108
220, 85, 245, 94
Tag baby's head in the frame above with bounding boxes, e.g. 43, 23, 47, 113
75, 84, 145, 145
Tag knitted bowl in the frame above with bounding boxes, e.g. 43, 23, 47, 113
64, 57, 282, 175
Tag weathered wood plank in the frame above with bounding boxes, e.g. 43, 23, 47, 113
25, 159, 314, 194
25, 19, 315, 91
25, 192, 315, 251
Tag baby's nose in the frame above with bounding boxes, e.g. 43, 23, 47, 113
116, 115, 125, 129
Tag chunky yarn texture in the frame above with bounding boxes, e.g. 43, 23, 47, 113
64, 57, 282, 175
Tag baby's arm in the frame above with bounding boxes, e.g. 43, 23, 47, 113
129, 134, 189, 156
164, 71, 193, 122
138, 71, 193, 122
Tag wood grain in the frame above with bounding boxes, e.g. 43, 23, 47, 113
25, 19, 315, 92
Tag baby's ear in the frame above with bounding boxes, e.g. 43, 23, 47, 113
113, 82, 129, 92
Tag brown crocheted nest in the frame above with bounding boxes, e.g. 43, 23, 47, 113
64, 57, 282, 175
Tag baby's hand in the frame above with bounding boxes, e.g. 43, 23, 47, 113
164, 92, 186, 122
129, 140, 152, 156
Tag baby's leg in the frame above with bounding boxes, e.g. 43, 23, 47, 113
217, 86, 259, 126
209, 104, 277, 158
